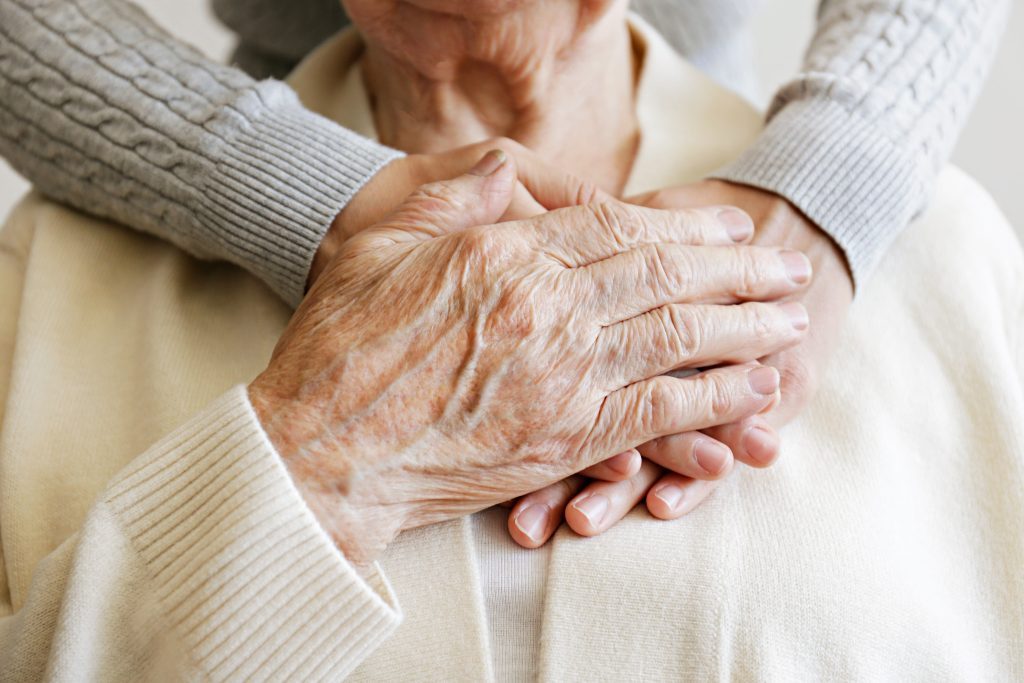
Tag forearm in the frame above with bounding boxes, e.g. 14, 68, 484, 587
0, 0, 400, 306
0, 388, 401, 680
715, 0, 1011, 287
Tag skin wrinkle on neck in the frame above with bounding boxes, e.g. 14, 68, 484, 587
353, 0, 641, 195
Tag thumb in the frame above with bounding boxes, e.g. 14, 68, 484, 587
366, 149, 516, 245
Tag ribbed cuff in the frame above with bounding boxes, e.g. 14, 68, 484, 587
202, 81, 403, 307
713, 97, 925, 290
104, 386, 401, 681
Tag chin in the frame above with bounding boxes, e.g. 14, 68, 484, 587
392, 0, 543, 18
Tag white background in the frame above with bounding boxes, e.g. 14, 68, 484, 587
2, 0, 1022, 236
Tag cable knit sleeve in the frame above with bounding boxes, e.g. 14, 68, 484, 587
714, 0, 1011, 287
0, 0, 402, 306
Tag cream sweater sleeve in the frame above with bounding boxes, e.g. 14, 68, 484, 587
0, 386, 402, 681
0, 223, 401, 679
0, 213, 401, 681
0, 387, 402, 681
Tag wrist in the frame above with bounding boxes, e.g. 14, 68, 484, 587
308, 212, 348, 287
308, 155, 415, 289
247, 380, 399, 565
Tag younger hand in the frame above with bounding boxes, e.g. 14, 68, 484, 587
507, 180, 851, 547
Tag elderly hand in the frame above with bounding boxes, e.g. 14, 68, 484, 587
309, 137, 598, 285
250, 153, 811, 564
505, 179, 851, 546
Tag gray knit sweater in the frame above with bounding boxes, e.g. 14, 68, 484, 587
0, 0, 1009, 305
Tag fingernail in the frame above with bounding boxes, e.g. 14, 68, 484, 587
572, 494, 610, 528
742, 426, 780, 465
747, 366, 780, 395
607, 451, 637, 476
778, 301, 809, 331
513, 504, 548, 542
694, 439, 730, 475
717, 208, 753, 242
780, 250, 812, 284
653, 485, 684, 511
469, 149, 507, 176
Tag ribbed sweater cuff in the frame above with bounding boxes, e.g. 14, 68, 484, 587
104, 386, 402, 680
713, 97, 924, 290
204, 82, 403, 307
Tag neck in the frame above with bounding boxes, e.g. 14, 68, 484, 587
357, 1, 639, 195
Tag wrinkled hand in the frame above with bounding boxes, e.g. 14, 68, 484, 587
309, 137, 603, 285
250, 154, 810, 564
311, 137, 651, 480
506, 179, 852, 547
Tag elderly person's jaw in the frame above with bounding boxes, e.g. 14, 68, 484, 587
344, 0, 639, 194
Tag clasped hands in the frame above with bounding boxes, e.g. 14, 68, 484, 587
256, 141, 852, 564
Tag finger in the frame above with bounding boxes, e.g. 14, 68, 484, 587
450, 137, 610, 210
362, 149, 517, 246
646, 474, 720, 520
581, 364, 780, 467
519, 200, 755, 268
584, 243, 812, 323
702, 414, 781, 468
507, 476, 587, 548
512, 147, 610, 209
600, 301, 807, 386
580, 448, 642, 481
502, 180, 548, 221
637, 432, 734, 480
565, 460, 662, 536
625, 185, 711, 210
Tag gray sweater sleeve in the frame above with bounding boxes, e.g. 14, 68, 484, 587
713, 0, 1011, 286
0, 0, 401, 306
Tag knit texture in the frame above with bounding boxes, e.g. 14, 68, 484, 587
0, 0, 1010, 295
1, 20, 1022, 675
104, 387, 402, 680
0, 0, 401, 306
714, 0, 1011, 286
0, 191, 402, 680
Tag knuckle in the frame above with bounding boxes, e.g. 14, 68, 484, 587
572, 177, 601, 207
484, 269, 544, 341
661, 305, 703, 362
645, 243, 671, 292
735, 248, 769, 298
459, 226, 498, 259
454, 227, 514, 277
643, 243, 694, 299
747, 303, 778, 344
592, 201, 643, 248
637, 378, 681, 433
679, 208, 712, 242
699, 372, 735, 419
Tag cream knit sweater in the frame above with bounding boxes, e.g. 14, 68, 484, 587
1, 18, 1022, 682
